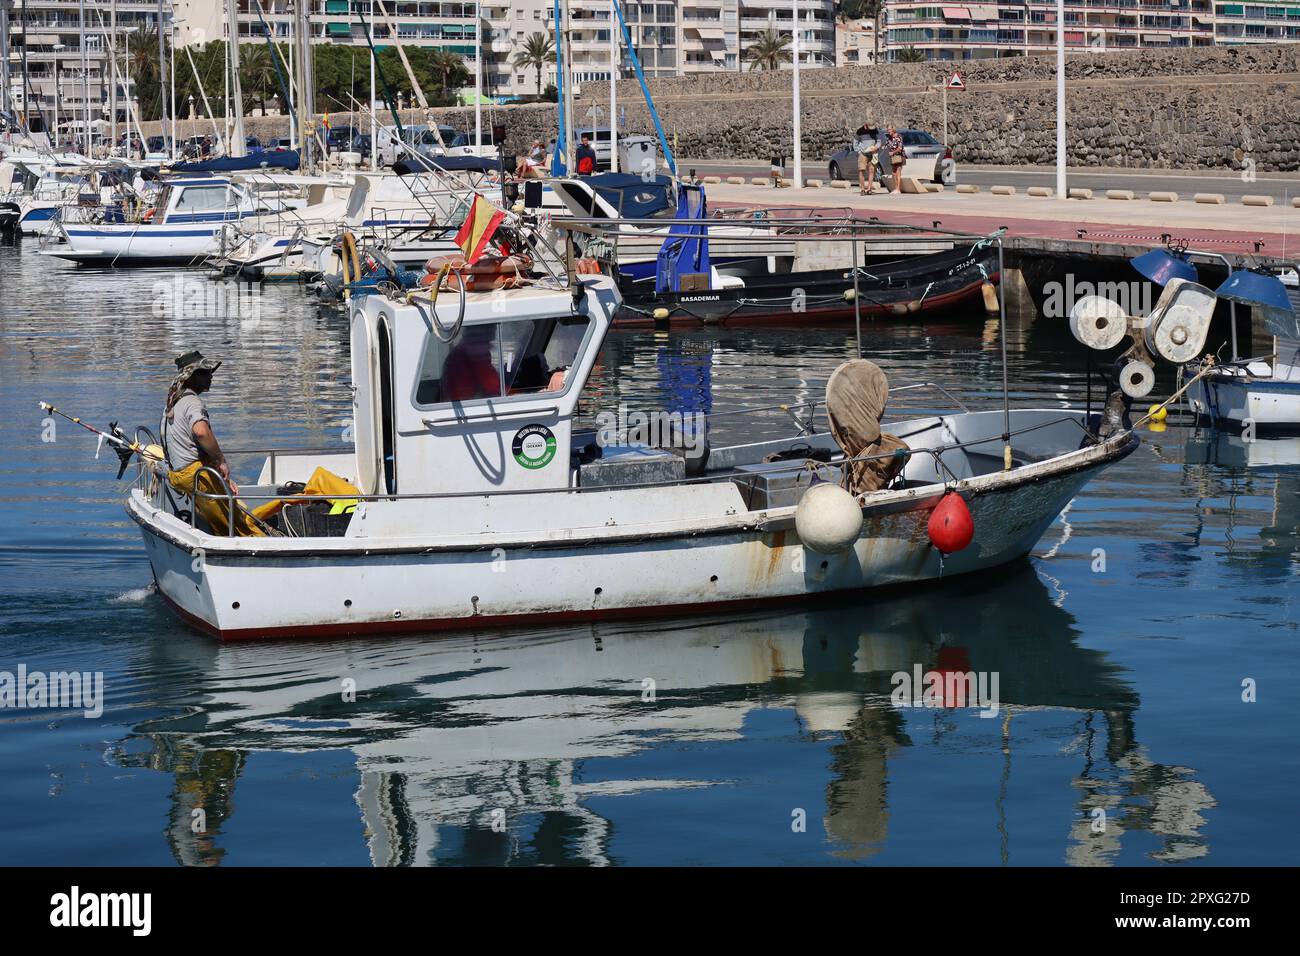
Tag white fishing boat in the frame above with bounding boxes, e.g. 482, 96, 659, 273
43, 176, 277, 265
119, 261, 1136, 641
1185, 267, 1300, 430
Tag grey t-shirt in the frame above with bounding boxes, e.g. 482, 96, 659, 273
163, 390, 209, 470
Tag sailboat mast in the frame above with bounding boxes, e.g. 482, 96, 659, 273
608, 0, 616, 173
1, 0, 11, 119
109, 0, 116, 150
293, 0, 314, 168
157, 0, 167, 156
560, 0, 574, 173
80, 0, 88, 153
225, 0, 245, 156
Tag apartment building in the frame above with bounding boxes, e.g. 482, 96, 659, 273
3, 0, 177, 132
881, 1, 1300, 61
836, 15, 879, 63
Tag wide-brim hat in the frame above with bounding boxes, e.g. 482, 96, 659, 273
174, 349, 221, 381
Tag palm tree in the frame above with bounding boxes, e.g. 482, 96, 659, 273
120, 25, 164, 119
896, 46, 927, 63
429, 49, 470, 96
239, 44, 279, 116
744, 30, 792, 72
512, 33, 556, 96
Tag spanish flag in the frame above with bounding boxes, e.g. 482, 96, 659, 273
455, 194, 506, 265
322, 112, 330, 131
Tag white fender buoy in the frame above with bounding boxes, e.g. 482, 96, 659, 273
795, 482, 863, 555
1068, 295, 1128, 351
1144, 278, 1215, 365
1119, 359, 1156, 398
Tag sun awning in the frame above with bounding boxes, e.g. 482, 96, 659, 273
690, 27, 726, 39
942, 6, 971, 19
326, 22, 352, 37
968, 5, 1000, 18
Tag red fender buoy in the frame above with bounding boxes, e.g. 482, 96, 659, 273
927, 492, 974, 554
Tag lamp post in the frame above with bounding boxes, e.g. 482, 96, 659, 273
1055, 0, 1066, 198
791, 0, 802, 188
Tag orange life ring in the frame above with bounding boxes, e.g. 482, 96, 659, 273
422, 253, 533, 292
141, 207, 156, 222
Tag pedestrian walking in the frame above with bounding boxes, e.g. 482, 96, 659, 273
854, 122, 882, 195
885, 125, 906, 194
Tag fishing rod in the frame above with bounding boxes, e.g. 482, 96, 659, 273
39, 401, 159, 479
39, 401, 281, 536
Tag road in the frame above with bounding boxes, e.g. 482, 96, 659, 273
678, 160, 1300, 205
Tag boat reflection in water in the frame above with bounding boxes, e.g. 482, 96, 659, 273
117, 565, 1216, 866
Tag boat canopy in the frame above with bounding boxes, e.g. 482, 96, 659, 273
170, 151, 301, 174
393, 156, 503, 176
655, 184, 711, 293
587, 173, 673, 219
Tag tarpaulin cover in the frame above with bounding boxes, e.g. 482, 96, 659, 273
655, 184, 710, 294
825, 360, 909, 495
588, 173, 673, 219
170, 150, 300, 173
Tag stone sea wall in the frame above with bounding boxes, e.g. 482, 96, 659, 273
146, 44, 1300, 171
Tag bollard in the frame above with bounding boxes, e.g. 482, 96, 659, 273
990, 185, 1016, 195
1105, 189, 1136, 200
1241, 194, 1274, 207
1068, 188, 1094, 200
1027, 186, 1053, 198
956, 184, 980, 194
726, 176, 746, 185
1194, 193, 1225, 204
1148, 191, 1179, 202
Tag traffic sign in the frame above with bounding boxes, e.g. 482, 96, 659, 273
947, 71, 966, 90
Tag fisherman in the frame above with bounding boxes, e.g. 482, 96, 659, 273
159, 349, 274, 536
163, 350, 236, 493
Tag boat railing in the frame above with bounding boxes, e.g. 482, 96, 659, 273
178, 412, 1100, 538
557, 216, 987, 244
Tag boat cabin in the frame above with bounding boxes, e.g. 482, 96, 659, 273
348, 277, 620, 496
148, 178, 263, 224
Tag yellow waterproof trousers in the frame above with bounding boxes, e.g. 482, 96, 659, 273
168, 464, 360, 537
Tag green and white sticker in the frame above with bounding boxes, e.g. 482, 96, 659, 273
512, 424, 557, 469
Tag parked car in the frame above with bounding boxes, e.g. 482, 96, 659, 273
827, 128, 956, 186
350, 133, 372, 161
270, 137, 294, 152
326, 124, 359, 153
245, 136, 263, 153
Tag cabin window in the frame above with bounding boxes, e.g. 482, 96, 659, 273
173, 186, 229, 213
413, 316, 592, 408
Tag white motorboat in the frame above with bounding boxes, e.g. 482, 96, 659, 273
120, 264, 1136, 640
43, 176, 277, 266
1186, 267, 1300, 431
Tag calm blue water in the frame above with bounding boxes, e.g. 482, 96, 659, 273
0, 236, 1296, 866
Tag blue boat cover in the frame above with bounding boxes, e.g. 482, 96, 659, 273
393, 155, 503, 176
170, 151, 301, 173
588, 173, 673, 219
655, 184, 710, 294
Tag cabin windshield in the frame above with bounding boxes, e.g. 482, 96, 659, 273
413, 315, 591, 407
173, 185, 230, 213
